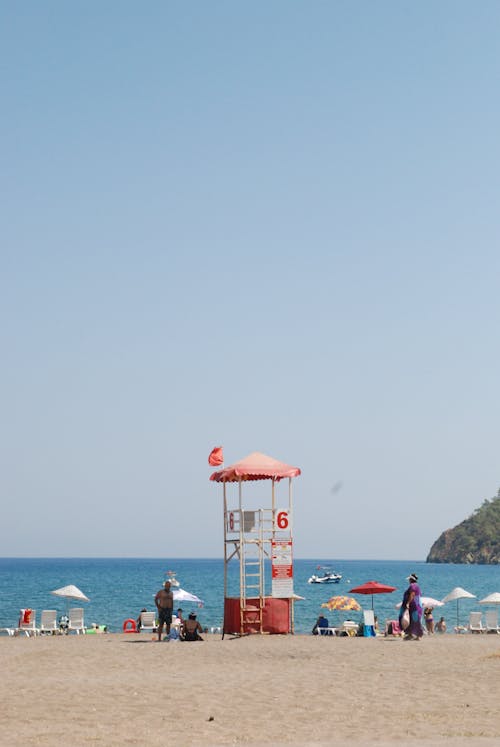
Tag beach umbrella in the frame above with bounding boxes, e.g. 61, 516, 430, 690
51, 585, 90, 602
172, 588, 204, 607
50, 585, 90, 615
420, 596, 444, 609
479, 592, 500, 605
349, 580, 397, 610
321, 595, 361, 612
395, 596, 444, 610
441, 587, 476, 627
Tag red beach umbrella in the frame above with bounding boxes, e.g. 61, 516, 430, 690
349, 580, 397, 610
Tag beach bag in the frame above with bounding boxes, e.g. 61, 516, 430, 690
400, 606, 410, 631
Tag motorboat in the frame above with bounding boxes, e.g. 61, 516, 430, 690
308, 567, 342, 584
165, 570, 180, 587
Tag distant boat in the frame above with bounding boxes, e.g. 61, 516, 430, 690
165, 570, 180, 587
308, 567, 342, 584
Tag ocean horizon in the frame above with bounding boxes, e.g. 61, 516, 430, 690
1, 557, 499, 635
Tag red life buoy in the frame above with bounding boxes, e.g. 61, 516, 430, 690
122, 618, 137, 633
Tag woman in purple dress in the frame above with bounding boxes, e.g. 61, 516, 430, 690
399, 572, 424, 640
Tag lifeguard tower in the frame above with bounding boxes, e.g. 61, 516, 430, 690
210, 451, 301, 635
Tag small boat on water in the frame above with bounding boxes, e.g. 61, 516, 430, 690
165, 570, 180, 587
308, 566, 342, 584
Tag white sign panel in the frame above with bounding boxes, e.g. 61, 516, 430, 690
271, 540, 294, 597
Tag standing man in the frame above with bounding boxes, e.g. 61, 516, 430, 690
155, 580, 174, 641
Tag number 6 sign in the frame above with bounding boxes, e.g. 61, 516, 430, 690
275, 509, 290, 531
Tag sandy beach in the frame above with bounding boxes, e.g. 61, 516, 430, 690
1, 632, 499, 747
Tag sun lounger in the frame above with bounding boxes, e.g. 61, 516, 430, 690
17, 609, 39, 636
138, 611, 156, 633
340, 620, 358, 636
485, 609, 500, 633
468, 611, 485, 633
68, 608, 85, 634
40, 610, 59, 635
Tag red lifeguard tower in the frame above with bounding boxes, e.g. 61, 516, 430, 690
210, 451, 301, 635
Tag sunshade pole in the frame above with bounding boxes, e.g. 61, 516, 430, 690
289, 476, 294, 634
223, 481, 228, 600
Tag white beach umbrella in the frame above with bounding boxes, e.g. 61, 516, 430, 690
51, 584, 90, 602
395, 596, 444, 610
441, 587, 476, 627
421, 596, 445, 609
172, 588, 204, 606
479, 592, 500, 605
50, 585, 90, 616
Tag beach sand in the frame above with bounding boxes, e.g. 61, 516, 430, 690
1, 632, 499, 747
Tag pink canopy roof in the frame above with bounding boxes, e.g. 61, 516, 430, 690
210, 451, 301, 483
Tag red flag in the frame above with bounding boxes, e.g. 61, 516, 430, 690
208, 446, 223, 466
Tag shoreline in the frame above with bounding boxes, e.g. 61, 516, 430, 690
1, 632, 500, 746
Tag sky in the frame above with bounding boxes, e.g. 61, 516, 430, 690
1, 1, 499, 560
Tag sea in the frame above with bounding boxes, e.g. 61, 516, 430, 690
1, 557, 499, 634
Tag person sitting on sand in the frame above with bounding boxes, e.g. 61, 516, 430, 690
181, 612, 204, 641
435, 616, 446, 633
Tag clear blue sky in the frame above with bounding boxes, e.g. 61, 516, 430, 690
2, 1, 499, 559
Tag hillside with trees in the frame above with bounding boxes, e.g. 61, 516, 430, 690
426, 489, 500, 564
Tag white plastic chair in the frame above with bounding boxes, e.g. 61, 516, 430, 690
468, 611, 485, 633
40, 610, 59, 635
17, 609, 39, 636
68, 608, 85, 634
485, 609, 500, 633
139, 611, 156, 633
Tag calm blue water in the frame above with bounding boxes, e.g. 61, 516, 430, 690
1, 558, 499, 634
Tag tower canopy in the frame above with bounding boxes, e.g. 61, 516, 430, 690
210, 451, 301, 483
